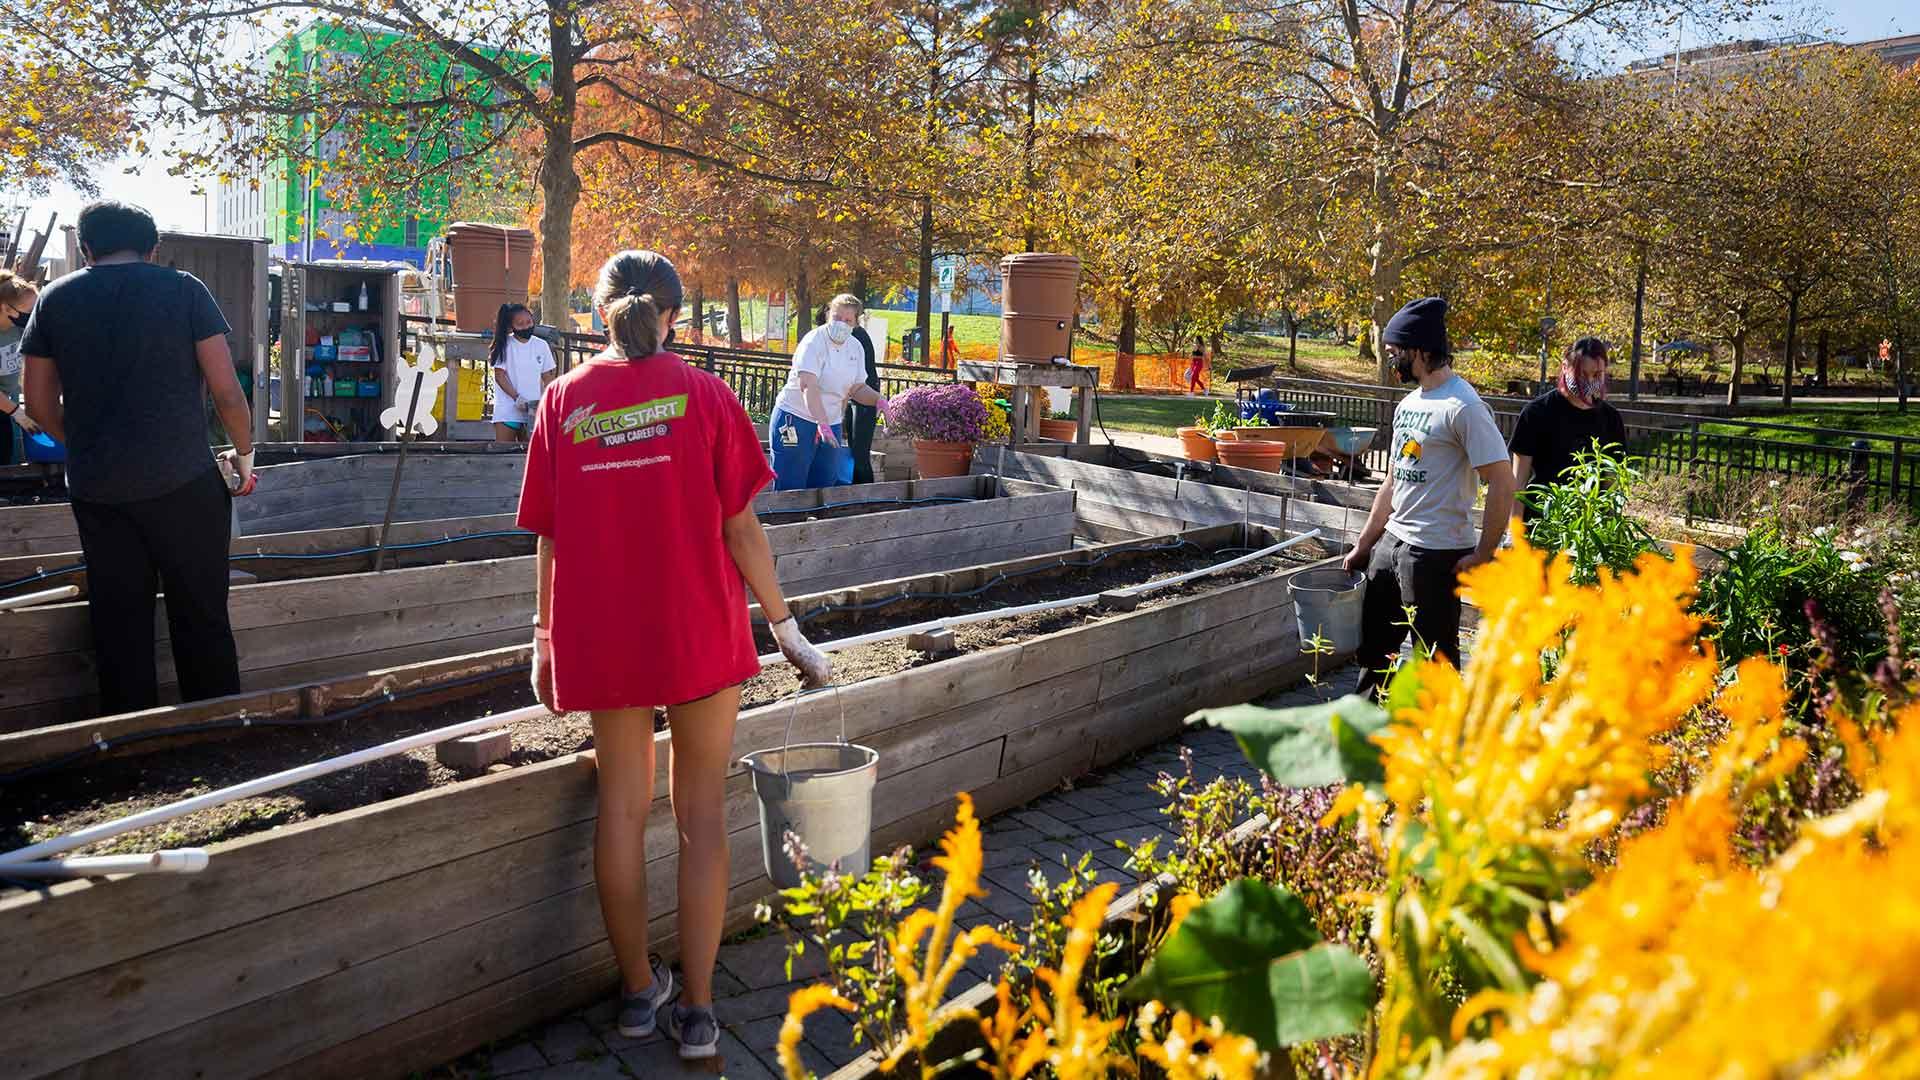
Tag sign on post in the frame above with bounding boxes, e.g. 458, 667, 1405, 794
766, 289, 787, 346
934, 257, 959, 294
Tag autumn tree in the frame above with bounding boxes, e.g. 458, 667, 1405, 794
0, 54, 130, 197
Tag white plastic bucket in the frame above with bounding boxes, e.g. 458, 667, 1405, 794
741, 741, 879, 889
1290, 568, 1367, 654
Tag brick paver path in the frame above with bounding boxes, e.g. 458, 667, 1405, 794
437, 660, 1404, 1079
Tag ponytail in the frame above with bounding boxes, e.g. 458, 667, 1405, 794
605, 293, 664, 359
592, 250, 685, 361
489, 303, 531, 367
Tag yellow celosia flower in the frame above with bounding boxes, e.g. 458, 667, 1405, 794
779, 985, 854, 1080
876, 793, 1018, 1078
1423, 678, 1920, 1079
1332, 531, 1736, 1071
1136, 1006, 1263, 1080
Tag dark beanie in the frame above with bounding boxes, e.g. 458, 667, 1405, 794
1383, 296, 1448, 356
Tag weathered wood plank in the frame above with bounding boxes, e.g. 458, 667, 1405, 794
0, 753, 602, 1000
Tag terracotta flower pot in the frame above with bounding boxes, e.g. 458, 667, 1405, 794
913, 439, 975, 478
1213, 429, 1241, 441
1215, 439, 1289, 473
1177, 426, 1218, 462
1037, 418, 1079, 442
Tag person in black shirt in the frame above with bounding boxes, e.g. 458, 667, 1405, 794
1508, 336, 1627, 520
22, 201, 257, 716
836, 300, 882, 484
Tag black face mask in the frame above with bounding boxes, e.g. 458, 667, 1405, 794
512, 327, 534, 341
663, 325, 676, 348
7, 312, 25, 330
1394, 353, 1416, 384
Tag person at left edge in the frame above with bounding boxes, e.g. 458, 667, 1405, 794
768, 293, 888, 490
22, 200, 256, 716
0, 268, 44, 466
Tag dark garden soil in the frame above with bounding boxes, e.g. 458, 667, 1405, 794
0, 539, 1327, 864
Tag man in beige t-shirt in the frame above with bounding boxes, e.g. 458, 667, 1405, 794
1341, 297, 1514, 696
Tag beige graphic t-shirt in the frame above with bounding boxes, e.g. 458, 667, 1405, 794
1385, 374, 1508, 551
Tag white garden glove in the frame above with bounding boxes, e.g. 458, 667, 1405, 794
532, 627, 557, 711
7, 405, 38, 434
874, 395, 891, 422
217, 448, 257, 496
771, 616, 832, 688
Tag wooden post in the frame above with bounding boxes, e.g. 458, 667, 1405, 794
371, 375, 428, 572
1010, 386, 1029, 446
1074, 385, 1094, 445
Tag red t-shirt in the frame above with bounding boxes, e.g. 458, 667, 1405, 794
517, 351, 774, 710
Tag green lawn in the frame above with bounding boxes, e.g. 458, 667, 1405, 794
1094, 395, 1220, 438
1718, 404, 1920, 445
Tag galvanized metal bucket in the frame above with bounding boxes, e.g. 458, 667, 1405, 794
1290, 567, 1368, 655
741, 689, 879, 889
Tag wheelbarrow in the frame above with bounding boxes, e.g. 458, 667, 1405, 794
1324, 426, 1379, 484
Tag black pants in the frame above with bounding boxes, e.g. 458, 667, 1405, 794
70, 467, 240, 715
1354, 533, 1473, 697
848, 403, 879, 485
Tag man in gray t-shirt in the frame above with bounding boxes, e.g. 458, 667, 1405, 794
1342, 297, 1514, 696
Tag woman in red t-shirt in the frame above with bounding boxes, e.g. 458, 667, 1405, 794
518, 250, 831, 1059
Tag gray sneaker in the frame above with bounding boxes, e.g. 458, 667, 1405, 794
664, 1004, 720, 1060
617, 956, 676, 1038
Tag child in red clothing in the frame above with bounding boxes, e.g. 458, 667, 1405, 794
1187, 342, 1207, 395
519, 250, 829, 1059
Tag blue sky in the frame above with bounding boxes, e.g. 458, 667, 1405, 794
12, 1, 1917, 238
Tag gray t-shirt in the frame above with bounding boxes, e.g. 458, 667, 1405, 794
20, 262, 231, 504
1385, 374, 1508, 550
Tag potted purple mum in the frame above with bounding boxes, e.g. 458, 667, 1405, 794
885, 383, 990, 478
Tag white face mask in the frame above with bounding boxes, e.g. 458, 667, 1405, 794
826, 320, 852, 345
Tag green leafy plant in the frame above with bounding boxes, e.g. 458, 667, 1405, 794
1522, 441, 1663, 584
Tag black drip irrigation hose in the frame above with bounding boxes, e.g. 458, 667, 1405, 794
0, 662, 533, 788
789, 536, 1262, 624
0, 530, 538, 595
756, 495, 974, 517
0, 497, 978, 595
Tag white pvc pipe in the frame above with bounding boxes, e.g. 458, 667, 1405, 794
0, 705, 545, 866
0, 584, 80, 611
756, 532, 1324, 668
0, 849, 209, 879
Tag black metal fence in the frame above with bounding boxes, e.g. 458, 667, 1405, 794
401, 316, 954, 420
1256, 375, 1920, 522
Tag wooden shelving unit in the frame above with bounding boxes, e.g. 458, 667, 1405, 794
277, 262, 402, 442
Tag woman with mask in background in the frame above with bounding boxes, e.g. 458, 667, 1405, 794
518, 250, 832, 1060
0, 269, 43, 465
490, 302, 556, 444
768, 293, 889, 490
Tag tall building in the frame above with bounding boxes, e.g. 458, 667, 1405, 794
1628, 31, 1920, 77
216, 23, 543, 266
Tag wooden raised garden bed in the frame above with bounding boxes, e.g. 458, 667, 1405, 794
0, 527, 1344, 1080
0, 476, 1075, 731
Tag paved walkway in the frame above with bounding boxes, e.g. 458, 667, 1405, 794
432, 667, 1366, 1080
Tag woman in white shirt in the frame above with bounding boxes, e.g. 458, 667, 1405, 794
491, 303, 557, 443
768, 294, 888, 489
